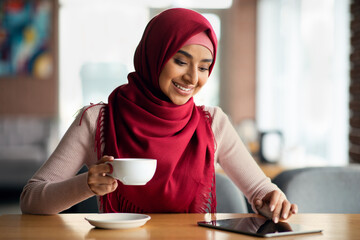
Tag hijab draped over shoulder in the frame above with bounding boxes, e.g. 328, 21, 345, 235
100, 8, 218, 213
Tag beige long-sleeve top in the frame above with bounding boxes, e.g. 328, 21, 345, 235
20, 105, 279, 214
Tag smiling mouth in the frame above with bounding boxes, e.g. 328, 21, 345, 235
173, 82, 192, 92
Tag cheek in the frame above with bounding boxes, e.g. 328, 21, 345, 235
159, 69, 172, 93
197, 75, 209, 88
192, 76, 208, 96
159, 79, 170, 98
159, 63, 181, 87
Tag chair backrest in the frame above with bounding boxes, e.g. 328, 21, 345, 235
272, 166, 360, 213
0, 118, 52, 189
216, 173, 248, 213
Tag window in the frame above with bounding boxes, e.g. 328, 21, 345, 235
59, 1, 149, 135
59, 1, 226, 136
256, 0, 350, 166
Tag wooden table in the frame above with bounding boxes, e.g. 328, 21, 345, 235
0, 213, 359, 239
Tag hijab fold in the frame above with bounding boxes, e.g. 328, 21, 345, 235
99, 8, 218, 213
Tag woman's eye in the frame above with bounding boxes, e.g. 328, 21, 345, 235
174, 59, 186, 66
199, 66, 209, 72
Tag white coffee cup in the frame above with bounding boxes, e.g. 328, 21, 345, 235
107, 158, 157, 185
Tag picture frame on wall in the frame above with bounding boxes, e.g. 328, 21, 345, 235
0, 0, 56, 80
0, 0, 58, 117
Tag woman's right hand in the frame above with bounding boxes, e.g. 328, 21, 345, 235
87, 155, 118, 196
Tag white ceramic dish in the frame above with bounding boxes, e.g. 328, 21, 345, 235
85, 213, 151, 229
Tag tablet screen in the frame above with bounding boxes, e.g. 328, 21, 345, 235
198, 217, 322, 238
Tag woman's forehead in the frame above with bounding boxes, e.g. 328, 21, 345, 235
177, 45, 213, 60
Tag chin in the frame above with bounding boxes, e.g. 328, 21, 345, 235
171, 97, 190, 105
172, 101, 186, 106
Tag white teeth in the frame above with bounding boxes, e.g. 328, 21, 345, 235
173, 82, 191, 91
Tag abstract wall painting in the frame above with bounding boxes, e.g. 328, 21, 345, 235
0, 0, 54, 79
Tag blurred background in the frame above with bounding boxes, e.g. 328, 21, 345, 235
0, 0, 354, 213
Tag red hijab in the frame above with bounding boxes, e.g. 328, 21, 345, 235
100, 8, 218, 213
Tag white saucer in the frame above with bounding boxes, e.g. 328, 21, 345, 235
85, 213, 151, 229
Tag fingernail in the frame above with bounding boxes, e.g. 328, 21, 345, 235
270, 205, 275, 212
283, 213, 287, 219
274, 217, 278, 223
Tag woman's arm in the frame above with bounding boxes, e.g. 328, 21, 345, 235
20, 106, 101, 214
208, 106, 297, 221
208, 107, 277, 206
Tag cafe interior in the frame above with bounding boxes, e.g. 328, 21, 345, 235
0, 0, 359, 220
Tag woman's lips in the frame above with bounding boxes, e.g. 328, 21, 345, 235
172, 81, 193, 92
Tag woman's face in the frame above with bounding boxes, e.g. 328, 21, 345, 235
159, 44, 213, 105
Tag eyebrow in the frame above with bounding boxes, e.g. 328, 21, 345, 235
177, 50, 213, 63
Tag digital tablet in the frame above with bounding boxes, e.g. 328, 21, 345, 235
197, 217, 322, 238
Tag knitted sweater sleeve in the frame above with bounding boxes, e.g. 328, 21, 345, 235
20, 105, 101, 214
206, 106, 280, 212
20, 104, 278, 214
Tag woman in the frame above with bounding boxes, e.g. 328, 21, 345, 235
20, 8, 297, 222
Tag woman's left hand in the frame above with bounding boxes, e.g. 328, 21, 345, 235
254, 190, 298, 223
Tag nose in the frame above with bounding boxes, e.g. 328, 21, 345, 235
183, 65, 198, 85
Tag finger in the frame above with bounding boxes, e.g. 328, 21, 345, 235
280, 200, 291, 220
87, 164, 116, 191
90, 180, 118, 196
254, 199, 273, 219
268, 191, 281, 213
271, 197, 283, 223
98, 155, 114, 164
88, 169, 118, 193
254, 199, 263, 209
89, 163, 112, 175
284, 204, 297, 219
88, 174, 116, 185
291, 203, 298, 214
